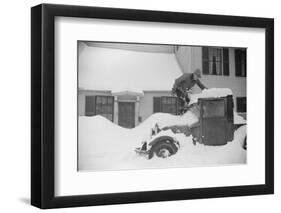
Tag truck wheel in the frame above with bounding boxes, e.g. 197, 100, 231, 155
152, 141, 178, 158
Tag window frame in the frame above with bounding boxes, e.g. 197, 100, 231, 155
85, 95, 114, 121
161, 96, 178, 115
202, 47, 229, 76
153, 96, 179, 115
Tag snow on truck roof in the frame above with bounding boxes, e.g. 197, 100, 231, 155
189, 88, 233, 105
78, 45, 182, 91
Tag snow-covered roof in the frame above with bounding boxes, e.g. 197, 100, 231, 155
79, 45, 183, 91
111, 87, 144, 96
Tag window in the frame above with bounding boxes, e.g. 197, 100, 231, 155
96, 96, 114, 121
236, 97, 246, 113
235, 49, 247, 77
85, 95, 114, 121
153, 96, 179, 115
202, 99, 225, 118
202, 47, 229, 76
161, 97, 177, 114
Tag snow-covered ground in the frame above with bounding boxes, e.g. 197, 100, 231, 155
78, 113, 247, 172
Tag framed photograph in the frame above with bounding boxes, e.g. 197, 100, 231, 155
31, 4, 274, 209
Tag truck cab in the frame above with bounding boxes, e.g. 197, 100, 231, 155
136, 95, 242, 159
191, 95, 234, 146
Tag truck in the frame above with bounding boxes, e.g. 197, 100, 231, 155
135, 95, 246, 159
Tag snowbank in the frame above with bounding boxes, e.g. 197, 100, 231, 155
79, 114, 246, 172
189, 88, 233, 105
146, 129, 178, 145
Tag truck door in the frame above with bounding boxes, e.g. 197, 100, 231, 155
199, 98, 228, 146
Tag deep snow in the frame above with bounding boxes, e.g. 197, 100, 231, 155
78, 113, 246, 172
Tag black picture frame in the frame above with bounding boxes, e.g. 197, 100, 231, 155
31, 3, 274, 209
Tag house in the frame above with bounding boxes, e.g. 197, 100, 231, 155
78, 42, 246, 128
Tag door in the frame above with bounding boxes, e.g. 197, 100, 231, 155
118, 102, 135, 128
199, 98, 227, 145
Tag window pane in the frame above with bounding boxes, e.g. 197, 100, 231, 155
95, 96, 114, 121
208, 48, 223, 75
161, 97, 177, 114
202, 100, 225, 118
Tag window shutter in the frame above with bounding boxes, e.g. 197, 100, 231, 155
235, 49, 242, 76
85, 96, 96, 116
202, 47, 209, 74
223, 48, 229, 76
153, 97, 161, 113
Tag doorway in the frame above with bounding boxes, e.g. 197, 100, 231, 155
118, 102, 135, 128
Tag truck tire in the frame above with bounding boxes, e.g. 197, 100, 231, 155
150, 140, 178, 159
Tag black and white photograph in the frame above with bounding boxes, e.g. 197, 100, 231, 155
78, 41, 247, 172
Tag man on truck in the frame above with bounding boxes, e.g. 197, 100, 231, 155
172, 69, 207, 113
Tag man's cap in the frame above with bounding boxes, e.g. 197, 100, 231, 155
194, 69, 201, 78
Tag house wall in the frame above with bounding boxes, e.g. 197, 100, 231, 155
175, 46, 246, 117
79, 46, 246, 121
78, 90, 173, 126
139, 91, 172, 123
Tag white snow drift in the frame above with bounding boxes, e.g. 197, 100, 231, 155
79, 88, 246, 171
79, 113, 246, 172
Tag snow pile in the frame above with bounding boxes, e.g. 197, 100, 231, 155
189, 88, 233, 105
138, 111, 199, 130
146, 129, 178, 144
234, 124, 247, 147
79, 114, 246, 171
